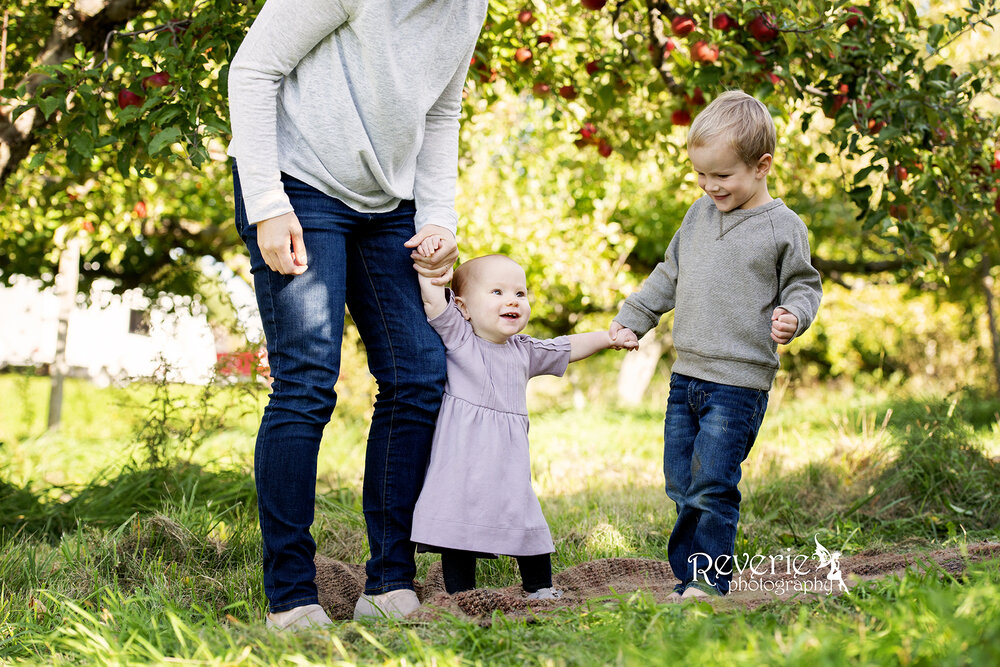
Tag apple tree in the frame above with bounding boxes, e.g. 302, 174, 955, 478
2, 0, 999, 385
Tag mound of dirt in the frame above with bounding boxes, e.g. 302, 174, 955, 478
314, 542, 1000, 622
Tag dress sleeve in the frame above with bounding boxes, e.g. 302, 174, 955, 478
525, 336, 572, 378
427, 292, 474, 351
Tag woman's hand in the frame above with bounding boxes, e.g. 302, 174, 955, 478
257, 211, 309, 275
405, 225, 458, 286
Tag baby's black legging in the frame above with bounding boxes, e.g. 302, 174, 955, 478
440, 548, 552, 594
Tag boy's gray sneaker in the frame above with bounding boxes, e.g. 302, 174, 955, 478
526, 587, 563, 600
353, 589, 421, 620
266, 604, 333, 631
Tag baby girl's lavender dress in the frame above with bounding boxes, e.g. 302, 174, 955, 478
411, 295, 570, 557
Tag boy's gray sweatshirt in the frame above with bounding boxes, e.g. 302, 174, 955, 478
614, 196, 822, 390
227, 0, 487, 233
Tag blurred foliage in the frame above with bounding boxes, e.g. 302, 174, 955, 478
1, 0, 999, 387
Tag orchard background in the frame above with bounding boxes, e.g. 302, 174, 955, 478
2, 2, 1000, 664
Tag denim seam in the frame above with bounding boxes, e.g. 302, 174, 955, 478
270, 594, 321, 613
356, 238, 398, 590
257, 267, 280, 605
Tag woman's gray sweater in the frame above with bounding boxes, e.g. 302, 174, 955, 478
227, 0, 487, 233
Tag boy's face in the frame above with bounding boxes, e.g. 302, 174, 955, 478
454, 256, 530, 344
688, 143, 772, 212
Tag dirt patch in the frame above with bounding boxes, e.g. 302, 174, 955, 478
314, 541, 1000, 622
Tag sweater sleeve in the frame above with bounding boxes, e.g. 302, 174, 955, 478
227, 0, 355, 224
776, 216, 823, 338
613, 229, 682, 338
411, 42, 477, 237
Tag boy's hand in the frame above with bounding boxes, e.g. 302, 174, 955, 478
609, 322, 640, 350
405, 225, 458, 286
771, 307, 798, 344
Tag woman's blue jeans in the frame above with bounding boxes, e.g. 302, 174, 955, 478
664, 373, 768, 595
233, 166, 446, 612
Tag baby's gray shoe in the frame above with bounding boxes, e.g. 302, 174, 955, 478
353, 589, 421, 620
526, 587, 563, 600
266, 604, 332, 631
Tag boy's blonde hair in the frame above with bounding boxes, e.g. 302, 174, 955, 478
687, 90, 776, 166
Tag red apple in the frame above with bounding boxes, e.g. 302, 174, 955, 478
133, 201, 148, 218
684, 87, 705, 106
752, 50, 768, 65
888, 203, 908, 219
748, 14, 778, 42
690, 41, 719, 63
574, 138, 590, 149
868, 118, 885, 134
515, 47, 533, 64
537, 32, 555, 45
598, 139, 613, 158
995, 195, 1000, 216
671, 108, 692, 126
767, 72, 781, 85
894, 165, 908, 181
585, 60, 600, 75
532, 81, 552, 96
81, 220, 95, 233
581, 0, 607, 10
142, 71, 171, 89
712, 13, 737, 31
830, 93, 849, 115
845, 6, 864, 29
117, 89, 144, 109
517, 10, 535, 25
991, 149, 1000, 172
580, 122, 597, 140
558, 85, 577, 100
664, 38, 678, 54
671, 15, 696, 37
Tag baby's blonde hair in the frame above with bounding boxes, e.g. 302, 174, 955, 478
451, 254, 520, 296
687, 90, 776, 166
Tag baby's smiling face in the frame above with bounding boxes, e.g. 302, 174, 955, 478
454, 256, 530, 344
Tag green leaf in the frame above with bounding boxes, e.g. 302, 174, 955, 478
815, 153, 830, 163
38, 96, 63, 120
149, 127, 183, 155
26, 151, 48, 171
927, 24, 944, 48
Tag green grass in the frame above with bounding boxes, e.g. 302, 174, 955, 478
2, 374, 1000, 664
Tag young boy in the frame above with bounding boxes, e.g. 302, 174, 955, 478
609, 90, 823, 598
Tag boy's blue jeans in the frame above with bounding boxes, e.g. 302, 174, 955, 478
664, 373, 768, 595
233, 165, 446, 612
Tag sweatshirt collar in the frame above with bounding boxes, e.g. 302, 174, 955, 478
717, 198, 784, 238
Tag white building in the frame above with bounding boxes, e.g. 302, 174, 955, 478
0, 274, 242, 385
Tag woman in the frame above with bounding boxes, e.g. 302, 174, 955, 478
227, 0, 488, 628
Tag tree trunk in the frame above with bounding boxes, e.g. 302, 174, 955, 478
0, 0, 153, 188
47, 236, 81, 430
616, 328, 668, 406
981, 257, 1000, 395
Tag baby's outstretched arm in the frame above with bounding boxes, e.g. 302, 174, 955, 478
568, 328, 637, 362
413, 235, 450, 319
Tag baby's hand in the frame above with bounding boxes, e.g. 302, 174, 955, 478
609, 322, 639, 350
771, 307, 798, 344
415, 235, 443, 258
